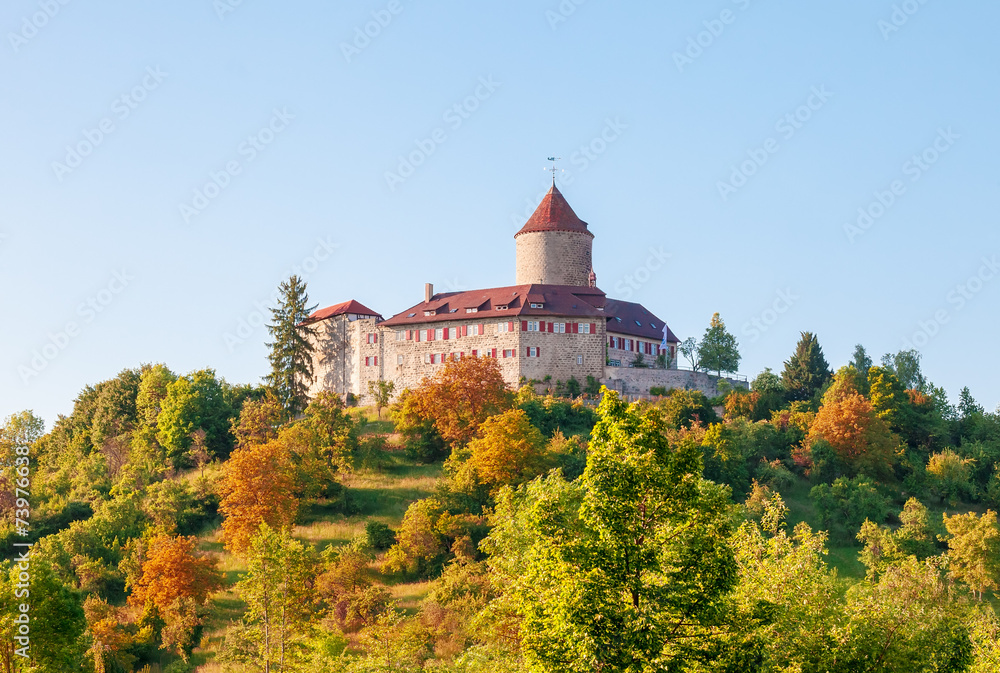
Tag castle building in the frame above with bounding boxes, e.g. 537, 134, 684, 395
304, 184, 683, 401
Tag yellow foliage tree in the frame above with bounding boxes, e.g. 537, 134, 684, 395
464, 408, 548, 491
943, 510, 1000, 600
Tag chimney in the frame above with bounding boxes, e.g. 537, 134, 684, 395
424, 283, 433, 303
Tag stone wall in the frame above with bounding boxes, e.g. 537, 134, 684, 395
375, 319, 522, 400
602, 367, 748, 398
519, 318, 605, 389
515, 230, 593, 286
307, 315, 379, 400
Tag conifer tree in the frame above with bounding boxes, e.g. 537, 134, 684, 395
264, 275, 317, 417
781, 332, 832, 403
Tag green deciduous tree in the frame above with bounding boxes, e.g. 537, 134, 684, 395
697, 312, 740, 376
851, 344, 874, 395
781, 331, 832, 404
265, 275, 317, 418
485, 390, 739, 672
367, 380, 395, 421
157, 369, 236, 465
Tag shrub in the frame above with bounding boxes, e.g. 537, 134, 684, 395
365, 521, 397, 551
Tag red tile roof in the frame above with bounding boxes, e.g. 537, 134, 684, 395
305, 299, 382, 324
514, 184, 594, 239
605, 298, 679, 344
381, 284, 607, 326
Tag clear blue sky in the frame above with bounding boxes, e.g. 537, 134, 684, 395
2, 0, 998, 427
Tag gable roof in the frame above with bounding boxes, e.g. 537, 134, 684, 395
305, 299, 382, 324
605, 298, 679, 343
514, 184, 594, 239
381, 284, 607, 326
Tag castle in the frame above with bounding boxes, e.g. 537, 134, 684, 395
304, 184, 738, 402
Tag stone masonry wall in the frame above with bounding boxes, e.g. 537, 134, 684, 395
515, 230, 593, 286
518, 318, 605, 389
602, 367, 748, 398
374, 319, 522, 401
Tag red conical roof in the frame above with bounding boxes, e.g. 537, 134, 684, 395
514, 184, 593, 239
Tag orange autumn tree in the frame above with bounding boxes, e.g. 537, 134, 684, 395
219, 438, 299, 554
807, 367, 899, 477
128, 534, 223, 658
408, 355, 513, 447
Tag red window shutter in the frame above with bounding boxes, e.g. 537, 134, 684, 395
573, 322, 578, 333
491, 348, 497, 358
405, 330, 411, 340
462, 325, 467, 337
443, 328, 449, 340
522, 321, 528, 331
502, 349, 507, 359
479, 323, 485, 335
374, 333, 378, 343
590, 323, 596, 334
374, 356, 378, 366
537, 346, 541, 356
508, 321, 514, 332
526, 347, 530, 357
427, 329, 434, 341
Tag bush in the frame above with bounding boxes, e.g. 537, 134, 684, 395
584, 376, 601, 397
649, 386, 669, 397
755, 458, 795, 492
366, 521, 397, 551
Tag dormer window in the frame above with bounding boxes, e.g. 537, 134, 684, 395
423, 310, 434, 316
466, 308, 478, 313
530, 303, 544, 308
495, 305, 508, 311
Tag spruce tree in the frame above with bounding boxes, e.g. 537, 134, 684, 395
697, 312, 740, 377
781, 332, 832, 403
850, 344, 873, 395
264, 275, 317, 417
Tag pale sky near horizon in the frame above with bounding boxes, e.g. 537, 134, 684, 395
2, 0, 998, 428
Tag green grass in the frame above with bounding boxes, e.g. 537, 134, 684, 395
779, 476, 868, 580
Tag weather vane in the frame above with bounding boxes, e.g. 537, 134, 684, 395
545, 156, 563, 184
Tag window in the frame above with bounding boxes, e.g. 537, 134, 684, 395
449, 308, 458, 313
407, 312, 416, 318
395, 330, 405, 341
495, 305, 508, 311
424, 353, 431, 364
526, 347, 539, 358
435, 328, 443, 340
468, 324, 481, 336
367, 333, 377, 344
466, 307, 478, 313
424, 310, 434, 316
497, 322, 510, 333
365, 356, 378, 366
454, 352, 462, 361
397, 354, 404, 365
503, 349, 515, 358
530, 302, 544, 308
579, 322, 591, 334
577, 355, 583, 365
553, 322, 566, 333
526, 320, 540, 332
431, 354, 439, 364
635, 320, 642, 327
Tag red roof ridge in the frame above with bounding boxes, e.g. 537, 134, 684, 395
514, 184, 593, 239
306, 299, 382, 323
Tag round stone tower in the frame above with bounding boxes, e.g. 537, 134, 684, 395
515, 184, 594, 286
